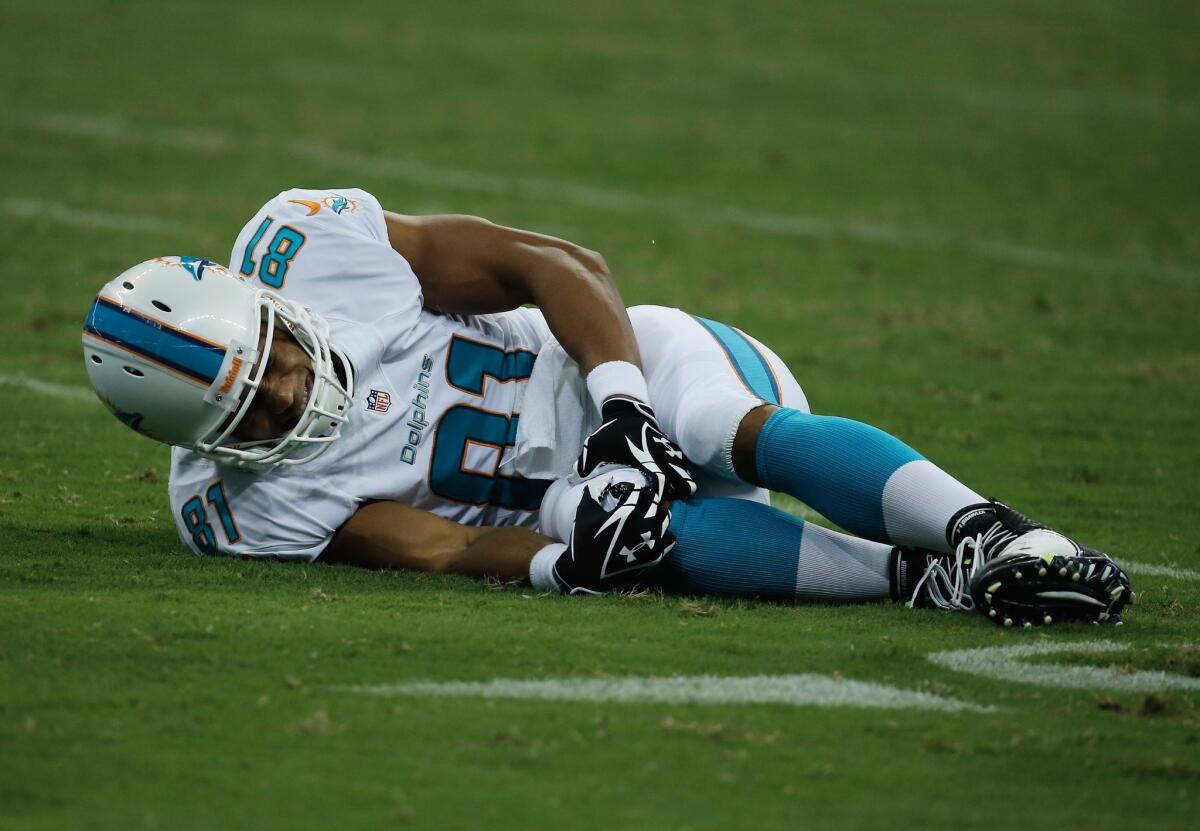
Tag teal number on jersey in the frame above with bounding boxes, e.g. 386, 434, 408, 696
239, 216, 306, 288
447, 337, 536, 395
430, 336, 549, 511
180, 481, 241, 554
180, 496, 216, 553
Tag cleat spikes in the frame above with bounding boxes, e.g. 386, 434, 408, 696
918, 504, 1134, 627
970, 546, 1133, 628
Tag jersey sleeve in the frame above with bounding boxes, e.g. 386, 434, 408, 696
169, 449, 357, 562
228, 188, 423, 330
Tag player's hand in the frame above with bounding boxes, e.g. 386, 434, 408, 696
574, 396, 696, 501
552, 470, 676, 595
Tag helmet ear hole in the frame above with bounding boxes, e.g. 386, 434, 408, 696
151, 300, 172, 313
122, 366, 145, 378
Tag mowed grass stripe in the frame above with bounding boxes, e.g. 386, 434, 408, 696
4, 109, 1196, 283
2, 198, 188, 235
0, 374, 101, 404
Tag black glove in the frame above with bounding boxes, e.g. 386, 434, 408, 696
551, 471, 676, 595
574, 396, 697, 502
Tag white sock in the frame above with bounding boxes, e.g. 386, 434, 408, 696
881, 460, 986, 553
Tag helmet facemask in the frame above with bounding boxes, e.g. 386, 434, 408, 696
194, 292, 354, 471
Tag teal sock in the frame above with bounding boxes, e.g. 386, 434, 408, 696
656, 498, 891, 602
754, 408, 984, 551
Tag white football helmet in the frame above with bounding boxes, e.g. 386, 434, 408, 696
82, 256, 353, 470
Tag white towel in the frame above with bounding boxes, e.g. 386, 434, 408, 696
505, 340, 598, 481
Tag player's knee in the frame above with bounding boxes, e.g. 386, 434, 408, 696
670, 397, 754, 481
731, 404, 779, 483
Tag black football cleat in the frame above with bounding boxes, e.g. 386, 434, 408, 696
893, 500, 1134, 626
969, 534, 1134, 627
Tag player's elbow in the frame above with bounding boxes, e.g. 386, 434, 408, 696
529, 243, 614, 294
570, 244, 610, 278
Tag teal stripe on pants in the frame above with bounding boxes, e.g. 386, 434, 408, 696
692, 316, 780, 404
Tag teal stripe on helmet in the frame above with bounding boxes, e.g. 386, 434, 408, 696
84, 297, 226, 385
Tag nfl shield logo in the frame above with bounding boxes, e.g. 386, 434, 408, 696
366, 389, 391, 413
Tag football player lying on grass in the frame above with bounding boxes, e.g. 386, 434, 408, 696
82, 188, 1132, 627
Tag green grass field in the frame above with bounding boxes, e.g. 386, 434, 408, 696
2, 1, 1199, 828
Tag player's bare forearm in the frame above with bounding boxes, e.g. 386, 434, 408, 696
384, 212, 640, 373
453, 526, 551, 580
522, 243, 641, 374
321, 499, 550, 580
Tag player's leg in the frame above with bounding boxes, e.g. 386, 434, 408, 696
731, 402, 984, 554
657, 497, 895, 602
634, 306, 983, 554
538, 472, 897, 603
634, 307, 1132, 623
618, 308, 899, 601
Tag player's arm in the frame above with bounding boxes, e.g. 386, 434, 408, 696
384, 212, 637, 374
384, 212, 696, 500
320, 500, 550, 580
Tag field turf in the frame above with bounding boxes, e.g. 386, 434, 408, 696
1, 1, 1199, 828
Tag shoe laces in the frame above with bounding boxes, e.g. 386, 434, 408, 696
908, 521, 1017, 611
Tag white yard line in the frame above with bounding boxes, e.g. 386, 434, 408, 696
338, 673, 990, 712
928, 640, 1200, 693
2, 198, 188, 235
1114, 561, 1200, 582
5, 109, 1196, 282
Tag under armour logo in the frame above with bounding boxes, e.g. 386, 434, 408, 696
618, 531, 658, 563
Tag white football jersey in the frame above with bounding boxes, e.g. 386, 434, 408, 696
169, 188, 553, 561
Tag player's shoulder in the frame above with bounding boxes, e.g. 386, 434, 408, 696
229, 188, 386, 262
229, 186, 423, 325
253, 187, 387, 241
169, 448, 357, 563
